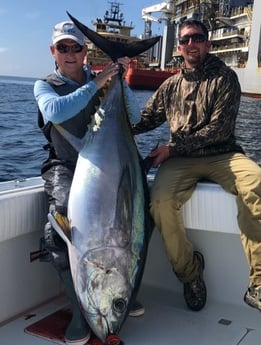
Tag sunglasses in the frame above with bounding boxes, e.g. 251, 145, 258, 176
55, 44, 84, 54
179, 33, 207, 45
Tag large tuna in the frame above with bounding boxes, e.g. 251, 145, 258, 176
49, 13, 158, 343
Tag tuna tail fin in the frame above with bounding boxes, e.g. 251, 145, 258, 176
67, 11, 161, 61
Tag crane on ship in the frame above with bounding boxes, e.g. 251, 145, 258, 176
141, 0, 175, 69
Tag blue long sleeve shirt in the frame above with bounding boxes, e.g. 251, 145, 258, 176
34, 68, 141, 125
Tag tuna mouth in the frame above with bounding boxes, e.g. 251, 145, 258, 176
92, 298, 127, 340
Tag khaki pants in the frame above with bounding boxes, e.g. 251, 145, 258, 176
150, 153, 261, 286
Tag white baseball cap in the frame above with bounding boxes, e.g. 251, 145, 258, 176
52, 21, 85, 45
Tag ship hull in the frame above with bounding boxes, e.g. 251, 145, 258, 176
234, 66, 261, 99
125, 67, 178, 90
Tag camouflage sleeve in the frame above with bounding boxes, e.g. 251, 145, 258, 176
169, 69, 241, 156
132, 86, 167, 134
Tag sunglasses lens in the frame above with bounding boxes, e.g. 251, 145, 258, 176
72, 45, 83, 53
192, 34, 206, 42
56, 45, 67, 53
179, 37, 189, 45
56, 44, 83, 53
179, 34, 206, 45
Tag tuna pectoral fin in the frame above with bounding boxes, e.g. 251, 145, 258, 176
67, 12, 160, 61
48, 212, 71, 244
53, 124, 85, 153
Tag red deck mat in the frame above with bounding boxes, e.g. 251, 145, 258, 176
24, 308, 71, 344
25, 308, 123, 344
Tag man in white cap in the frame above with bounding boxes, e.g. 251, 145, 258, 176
34, 21, 143, 345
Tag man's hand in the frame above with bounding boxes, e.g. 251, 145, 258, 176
149, 145, 170, 168
93, 57, 130, 89
117, 56, 130, 78
93, 62, 120, 89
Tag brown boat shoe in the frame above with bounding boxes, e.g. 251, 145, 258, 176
183, 251, 207, 311
244, 286, 261, 311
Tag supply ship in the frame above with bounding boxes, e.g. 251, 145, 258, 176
85, 1, 144, 72
84, 1, 179, 89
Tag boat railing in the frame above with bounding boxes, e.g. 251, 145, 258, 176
0, 176, 239, 244
244, 6, 253, 20
211, 41, 248, 53
231, 5, 253, 20
222, 29, 241, 37
211, 30, 247, 40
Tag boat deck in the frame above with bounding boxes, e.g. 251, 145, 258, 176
0, 283, 260, 345
1, 177, 261, 344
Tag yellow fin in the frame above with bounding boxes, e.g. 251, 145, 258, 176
55, 212, 71, 234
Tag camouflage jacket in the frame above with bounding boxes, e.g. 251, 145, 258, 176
133, 53, 244, 157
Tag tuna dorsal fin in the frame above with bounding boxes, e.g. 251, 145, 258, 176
67, 11, 160, 61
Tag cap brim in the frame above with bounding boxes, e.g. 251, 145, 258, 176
52, 34, 84, 45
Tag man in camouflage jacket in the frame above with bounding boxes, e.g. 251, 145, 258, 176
133, 19, 261, 312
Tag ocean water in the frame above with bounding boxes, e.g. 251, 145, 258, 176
0, 75, 260, 182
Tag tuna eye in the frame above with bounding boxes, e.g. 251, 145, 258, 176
113, 298, 126, 313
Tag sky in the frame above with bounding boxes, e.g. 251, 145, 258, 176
0, 0, 164, 78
